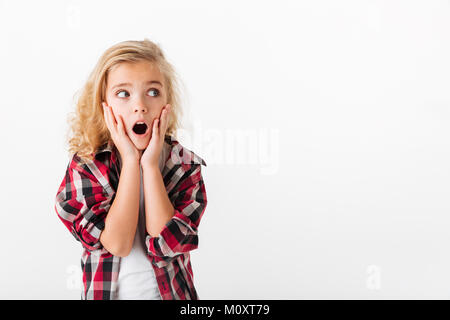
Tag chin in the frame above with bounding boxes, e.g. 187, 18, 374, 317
132, 139, 149, 151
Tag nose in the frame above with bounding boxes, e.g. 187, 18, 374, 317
133, 104, 147, 114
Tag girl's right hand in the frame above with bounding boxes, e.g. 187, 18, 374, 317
102, 102, 141, 164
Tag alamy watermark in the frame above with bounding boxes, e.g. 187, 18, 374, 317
66, 264, 82, 291
66, 2, 81, 31
366, 264, 381, 290
175, 120, 280, 175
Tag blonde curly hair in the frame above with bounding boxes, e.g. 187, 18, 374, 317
66, 38, 184, 163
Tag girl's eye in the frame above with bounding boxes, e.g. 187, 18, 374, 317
148, 88, 159, 97
116, 90, 129, 98
115, 89, 159, 98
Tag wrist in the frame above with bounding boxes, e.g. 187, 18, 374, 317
122, 156, 140, 167
141, 163, 160, 173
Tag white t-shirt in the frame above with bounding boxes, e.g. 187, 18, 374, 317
115, 144, 169, 300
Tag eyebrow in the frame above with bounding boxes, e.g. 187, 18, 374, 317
110, 80, 163, 90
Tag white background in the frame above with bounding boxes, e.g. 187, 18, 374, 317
0, 0, 449, 299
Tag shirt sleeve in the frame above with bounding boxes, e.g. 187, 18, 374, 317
54, 156, 112, 252
145, 164, 208, 268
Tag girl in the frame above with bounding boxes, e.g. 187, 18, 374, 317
54, 39, 208, 300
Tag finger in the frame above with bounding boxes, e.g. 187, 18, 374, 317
103, 103, 118, 137
161, 109, 168, 133
103, 102, 112, 131
104, 103, 117, 126
152, 118, 159, 136
111, 108, 118, 126
117, 114, 126, 134
159, 105, 168, 124
162, 104, 171, 132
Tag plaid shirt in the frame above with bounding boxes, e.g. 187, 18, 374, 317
54, 135, 207, 300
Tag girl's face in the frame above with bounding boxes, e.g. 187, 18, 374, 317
104, 60, 168, 151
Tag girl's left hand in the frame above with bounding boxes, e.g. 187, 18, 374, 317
140, 104, 171, 170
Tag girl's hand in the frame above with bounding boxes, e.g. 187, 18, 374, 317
102, 102, 141, 164
140, 104, 171, 170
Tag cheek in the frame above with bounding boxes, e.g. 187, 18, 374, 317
112, 109, 127, 124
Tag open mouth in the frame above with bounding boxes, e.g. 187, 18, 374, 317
132, 122, 148, 135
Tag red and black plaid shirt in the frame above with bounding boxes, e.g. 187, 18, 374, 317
54, 135, 208, 300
